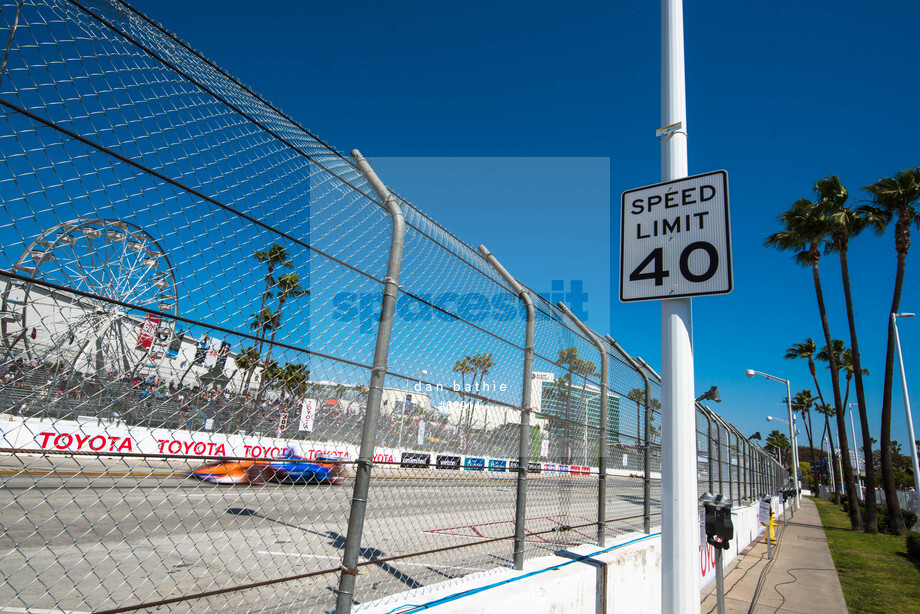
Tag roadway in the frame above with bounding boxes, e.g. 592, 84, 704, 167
0, 454, 661, 613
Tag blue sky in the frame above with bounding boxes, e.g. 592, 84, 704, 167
129, 0, 920, 453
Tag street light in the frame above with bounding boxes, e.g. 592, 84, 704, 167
746, 369, 800, 509
892, 312, 920, 497
847, 402, 864, 500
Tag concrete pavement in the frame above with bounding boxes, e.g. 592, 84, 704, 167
700, 496, 848, 613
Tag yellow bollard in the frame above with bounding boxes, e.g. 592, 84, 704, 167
768, 511, 777, 545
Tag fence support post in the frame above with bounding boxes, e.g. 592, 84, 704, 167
607, 336, 652, 534
706, 410, 714, 494
479, 245, 534, 570
637, 356, 664, 532
335, 150, 406, 614
558, 304, 607, 546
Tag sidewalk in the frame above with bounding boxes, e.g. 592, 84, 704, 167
700, 496, 848, 613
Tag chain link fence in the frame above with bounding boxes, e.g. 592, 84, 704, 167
0, 1, 789, 612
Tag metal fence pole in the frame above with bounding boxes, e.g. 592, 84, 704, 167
479, 246, 534, 569
707, 411, 714, 494
335, 151, 406, 614
607, 336, 651, 534
728, 425, 736, 499
559, 304, 607, 546
743, 438, 750, 503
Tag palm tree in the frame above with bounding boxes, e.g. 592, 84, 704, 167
815, 401, 840, 500
766, 199, 861, 528
231, 345, 260, 429
233, 346, 261, 393
259, 359, 281, 392
557, 346, 580, 464
281, 362, 310, 397
252, 245, 292, 355
784, 339, 828, 409
249, 307, 279, 393
821, 175, 883, 532
543, 377, 570, 460
576, 358, 596, 463
467, 353, 495, 433
627, 388, 645, 446
452, 356, 474, 429
864, 168, 920, 535
839, 349, 868, 410
791, 389, 817, 487
259, 272, 308, 396
766, 430, 792, 466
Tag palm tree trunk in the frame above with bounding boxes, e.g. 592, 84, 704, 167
823, 416, 840, 500
811, 256, 862, 529
881, 249, 909, 534
255, 264, 274, 358
458, 372, 466, 432
464, 368, 478, 436
841, 243, 879, 533
801, 411, 816, 489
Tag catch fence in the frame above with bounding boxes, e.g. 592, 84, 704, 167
0, 1, 788, 612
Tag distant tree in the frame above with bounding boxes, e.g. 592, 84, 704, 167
466, 353, 495, 434
252, 245, 292, 353
766, 430, 791, 467
815, 402, 841, 501
791, 389, 817, 485
452, 356, 474, 429
556, 346, 579, 464
258, 272, 308, 397
627, 387, 660, 450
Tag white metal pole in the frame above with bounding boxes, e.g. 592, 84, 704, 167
848, 403, 863, 499
785, 379, 800, 510
893, 313, 920, 497
661, 0, 698, 611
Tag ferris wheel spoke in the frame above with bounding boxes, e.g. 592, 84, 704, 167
63, 241, 106, 297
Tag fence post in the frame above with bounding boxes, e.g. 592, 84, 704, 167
479, 245, 534, 570
335, 151, 406, 614
706, 410, 714, 494
730, 430, 736, 504
607, 336, 652, 534
558, 304, 607, 546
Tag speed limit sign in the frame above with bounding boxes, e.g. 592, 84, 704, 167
620, 170, 732, 302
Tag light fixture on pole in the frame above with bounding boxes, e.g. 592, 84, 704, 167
745, 369, 800, 509
847, 402, 864, 499
892, 312, 920, 497
696, 386, 721, 404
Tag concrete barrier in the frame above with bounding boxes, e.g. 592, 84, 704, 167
354, 496, 791, 613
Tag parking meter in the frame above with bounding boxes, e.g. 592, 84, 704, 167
700, 493, 733, 549
700, 492, 717, 542
710, 494, 733, 549
701, 492, 733, 614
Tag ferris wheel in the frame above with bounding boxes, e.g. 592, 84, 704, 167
0, 218, 178, 380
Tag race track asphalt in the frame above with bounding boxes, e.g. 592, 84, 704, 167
0, 454, 662, 613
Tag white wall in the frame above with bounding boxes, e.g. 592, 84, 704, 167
354, 497, 790, 614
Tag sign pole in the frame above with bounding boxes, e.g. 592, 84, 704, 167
661, 0, 699, 612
